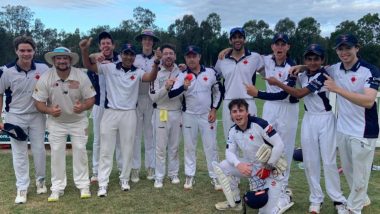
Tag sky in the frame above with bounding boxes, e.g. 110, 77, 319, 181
1, 0, 380, 36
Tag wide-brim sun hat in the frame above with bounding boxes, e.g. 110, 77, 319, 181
44, 47, 79, 66
135, 29, 160, 43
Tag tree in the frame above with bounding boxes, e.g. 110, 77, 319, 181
357, 13, 380, 45
133, 7, 156, 30
0, 5, 34, 36
274, 17, 296, 37
243, 19, 273, 54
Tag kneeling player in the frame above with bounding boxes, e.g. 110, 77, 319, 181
213, 99, 291, 213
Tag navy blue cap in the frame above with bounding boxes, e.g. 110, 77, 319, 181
184, 45, 201, 55
272, 33, 289, 44
98, 31, 113, 44
244, 188, 269, 209
304, 44, 325, 58
293, 148, 303, 162
2, 123, 28, 141
229, 27, 246, 39
334, 33, 358, 49
120, 43, 136, 55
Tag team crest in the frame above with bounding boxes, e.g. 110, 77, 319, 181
350, 75, 357, 83
35, 72, 40, 80
130, 75, 135, 80
249, 134, 254, 141
203, 76, 208, 81
243, 60, 248, 65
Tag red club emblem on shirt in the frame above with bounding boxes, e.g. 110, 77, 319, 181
351, 76, 356, 83
203, 76, 208, 81
130, 75, 135, 80
249, 134, 254, 141
278, 72, 282, 78
243, 60, 248, 64
35, 73, 40, 80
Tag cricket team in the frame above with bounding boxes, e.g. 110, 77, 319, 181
1, 27, 378, 214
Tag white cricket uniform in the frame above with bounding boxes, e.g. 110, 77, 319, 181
0, 61, 48, 191
256, 55, 299, 185
169, 65, 222, 178
96, 63, 145, 187
296, 68, 346, 205
33, 67, 96, 192
87, 53, 123, 175
214, 48, 264, 140
149, 65, 182, 180
217, 116, 285, 214
326, 60, 380, 213
133, 53, 155, 170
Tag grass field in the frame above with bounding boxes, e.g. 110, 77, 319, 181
0, 78, 379, 213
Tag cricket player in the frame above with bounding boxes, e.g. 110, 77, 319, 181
245, 33, 298, 212
213, 99, 289, 213
86, 31, 122, 183
80, 37, 161, 197
214, 27, 264, 140
149, 44, 182, 188
0, 35, 49, 204
265, 44, 347, 214
169, 45, 222, 190
131, 29, 160, 182
33, 47, 96, 202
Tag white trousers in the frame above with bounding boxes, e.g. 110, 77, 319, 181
337, 132, 376, 214
222, 99, 257, 140
91, 105, 122, 175
218, 159, 284, 214
98, 109, 137, 186
183, 112, 219, 178
47, 117, 89, 191
154, 109, 182, 180
301, 112, 346, 204
132, 95, 154, 169
262, 101, 298, 185
7, 112, 46, 191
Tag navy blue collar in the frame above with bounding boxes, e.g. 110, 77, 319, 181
271, 56, 287, 67
339, 59, 361, 72
186, 65, 206, 76
15, 59, 36, 72
105, 52, 119, 62
116, 62, 137, 72
142, 52, 154, 59
235, 115, 253, 132
225, 48, 251, 62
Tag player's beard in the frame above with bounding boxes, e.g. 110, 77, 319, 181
55, 63, 70, 72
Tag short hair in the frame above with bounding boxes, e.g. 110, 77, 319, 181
304, 52, 325, 60
160, 43, 176, 52
228, 99, 249, 111
13, 35, 36, 50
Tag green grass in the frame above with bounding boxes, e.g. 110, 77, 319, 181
0, 78, 379, 213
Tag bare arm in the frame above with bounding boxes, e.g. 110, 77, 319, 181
142, 47, 162, 82
34, 100, 62, 117
73, 97, 95, 114
79, 38, 98, 73
265, 76, 310, 99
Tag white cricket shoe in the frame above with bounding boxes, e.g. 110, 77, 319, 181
275, 193, 294, 214
48, 190, 64, 202
154, 179, 163, 188
335, 204, 349, 214
80, 188, 91, 199
120, 180, 130, 191
169, 175, 180, 184
15, 190, 27, 204
36, 180, 47, 194
130, 169, 140, 183
97, 186, 107, 197
363, 196, 371, 207
309, 203, 321, 213
211, 178, 222, 191
215, 201, 242, 211
184, 176, 194, 190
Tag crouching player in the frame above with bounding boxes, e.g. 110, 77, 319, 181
213, 99, 291, 213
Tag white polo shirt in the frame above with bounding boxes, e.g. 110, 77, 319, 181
326, 59, 380, 138
134, 53, 154, 96
169, 65, 222, 114
98, 62, 145, 110
298, 68, 332, 113
33, 67, 96, 123
149, 65, 182, 111
0, 60, 49, 114
214, 48, 263, 100
226, 116, 283, 167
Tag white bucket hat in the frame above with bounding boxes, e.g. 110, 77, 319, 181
44, 47, 79, 66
